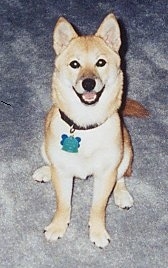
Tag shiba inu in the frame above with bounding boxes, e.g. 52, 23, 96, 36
33, 14, 148, 248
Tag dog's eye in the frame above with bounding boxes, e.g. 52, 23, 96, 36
69, 60, 80, 69
96, 59, 107, 67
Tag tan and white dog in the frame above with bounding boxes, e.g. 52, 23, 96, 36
33, 14, 148, 248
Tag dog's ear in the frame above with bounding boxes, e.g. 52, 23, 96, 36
53, 17, 78, 55
95, 13, 121, 52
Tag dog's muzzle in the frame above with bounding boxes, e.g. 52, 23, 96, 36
73, 78, 105, 105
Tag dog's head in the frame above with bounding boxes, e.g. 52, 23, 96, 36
52, 14, 123, 126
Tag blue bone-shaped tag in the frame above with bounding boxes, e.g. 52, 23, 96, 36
60, 134, 81, 153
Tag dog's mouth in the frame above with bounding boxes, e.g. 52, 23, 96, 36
72, 86, 105, 105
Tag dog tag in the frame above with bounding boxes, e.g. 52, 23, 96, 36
60, 134, 81, 153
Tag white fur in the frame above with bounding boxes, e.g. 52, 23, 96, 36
47, 112, 122, 179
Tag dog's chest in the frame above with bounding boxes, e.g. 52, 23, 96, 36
48, 115, 122, 178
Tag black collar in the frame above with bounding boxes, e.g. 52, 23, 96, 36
59, 110, 99, 131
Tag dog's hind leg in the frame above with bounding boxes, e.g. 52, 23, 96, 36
32, 165, 51, 182
113, 127, 134, 209
113, 178, 133, 209
32, 143, 51, 182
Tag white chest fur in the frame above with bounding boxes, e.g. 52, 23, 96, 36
46, 113, 122, 179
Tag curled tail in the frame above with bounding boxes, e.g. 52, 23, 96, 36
122, 98, 149, 118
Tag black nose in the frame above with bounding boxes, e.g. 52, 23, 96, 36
82, 78, 96, 92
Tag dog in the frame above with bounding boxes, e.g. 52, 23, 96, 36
33, 13, 148, 248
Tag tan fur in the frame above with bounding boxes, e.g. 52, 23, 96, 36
122, 98, 149, 117
33, 14, 147, 248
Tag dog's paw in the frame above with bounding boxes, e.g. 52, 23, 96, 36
114, 190, 134, 209
89, 226, 111, 248
32, 165, 51, 183
44, 221, 69, 241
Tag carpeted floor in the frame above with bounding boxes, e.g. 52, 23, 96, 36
0, 0, 167, 267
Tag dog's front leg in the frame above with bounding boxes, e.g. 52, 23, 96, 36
44, 165, 73, 241
89, 169, 117, 248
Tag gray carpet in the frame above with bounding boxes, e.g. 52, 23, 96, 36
1, 0, 167, 267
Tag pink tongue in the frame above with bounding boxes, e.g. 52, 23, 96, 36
82, 92, 96, 101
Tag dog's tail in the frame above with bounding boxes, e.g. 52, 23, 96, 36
122, 98, 149, 118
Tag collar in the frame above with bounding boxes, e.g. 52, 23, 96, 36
59, 110, 99, 131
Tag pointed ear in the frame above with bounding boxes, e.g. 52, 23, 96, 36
53, 17, 78, 55
95, 13, 121, 52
